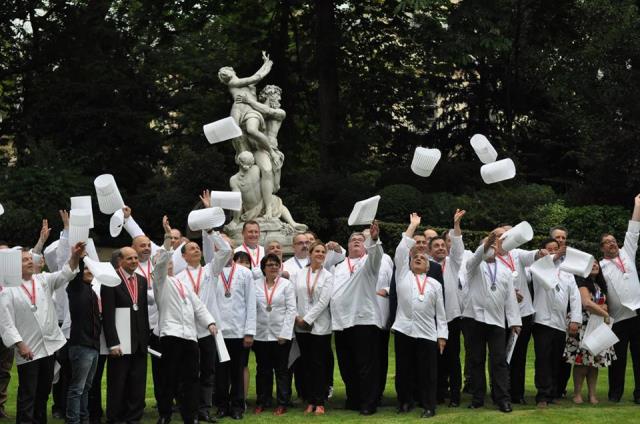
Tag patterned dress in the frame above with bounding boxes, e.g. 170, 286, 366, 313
564, 282, 616, 367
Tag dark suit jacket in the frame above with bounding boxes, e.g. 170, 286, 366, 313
101, 273, 150, 354
388, 260, 444, 327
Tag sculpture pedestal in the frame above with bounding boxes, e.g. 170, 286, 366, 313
225, 218, 307, 256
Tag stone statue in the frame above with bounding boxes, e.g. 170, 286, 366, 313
220, 53, 307, 247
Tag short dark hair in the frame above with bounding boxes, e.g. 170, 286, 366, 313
233, 251, 251, 263
539, 238, 558, 250
242, 220, 260, 232
429, 236, 446, 249
180, 241, 200, 254
111, 249, 122, 268
260, 253, 282, 275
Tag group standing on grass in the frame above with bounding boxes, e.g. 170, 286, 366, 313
0, 191, 640, 422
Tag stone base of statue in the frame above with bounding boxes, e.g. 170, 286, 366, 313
225, 217, 307, 255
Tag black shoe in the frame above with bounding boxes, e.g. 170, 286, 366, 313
156, 417, 171, 424
52, 410, 64, 419
396, 403, 413, 413
359, 409, 376, 416
230, 411, 242, 420
511, 397, 526, 404
468, 403, 483, 409
421, 409, 435, 418
499, 402, 513, 413
215, 409, 229, 419
448, 401, 460, 408
198, 412, 217, 423
609, 397, 621, 403
344, 400, 359, 411
462, 385, 472, 394
634, 398, 640, 405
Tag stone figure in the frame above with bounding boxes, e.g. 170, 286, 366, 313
229, 151, 305, 231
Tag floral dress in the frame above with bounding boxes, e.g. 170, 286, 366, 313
564, 282, 616, 367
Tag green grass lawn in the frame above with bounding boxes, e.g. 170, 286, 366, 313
4, 335, 639, 423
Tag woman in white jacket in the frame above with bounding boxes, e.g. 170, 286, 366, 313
293, 241, 333, 416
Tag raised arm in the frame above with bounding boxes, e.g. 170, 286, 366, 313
46, 242, 84, 294
228, 54, 272, 88
449, 209, 466, 270
151, 216, 173, 299
31, 219, 51, 260
56, 210, 71, 270
622, 194, 640, 260
122, 206, 160, 252
363, 221, 383, 279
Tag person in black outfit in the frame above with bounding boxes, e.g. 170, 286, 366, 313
66, 256, 102, 424
101, 246, 150, 424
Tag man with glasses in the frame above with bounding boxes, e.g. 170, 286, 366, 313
283, 234, 310, 280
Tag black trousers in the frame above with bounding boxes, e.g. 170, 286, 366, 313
253, 340, 292, 407
149, 332, 162, 405
394, 331, 438, 411
296, 332, 332, 406
467, 320, 510, 406
52, 342, 70, 415
442, 317, 463, 403
609, 315, 640, 401
334, 325, 380, 412
197, 335, 217, 414
158, 336, 199, 421
461, 317, 474, 389
106, 351, 147, 423
214, 338, 246, 413
88, 354, 107, 421
507, 314, 533, 401
533, 324, 566, 402
17, 355, 55, 424
326, 333, 334, 388
378, 329, 390, 401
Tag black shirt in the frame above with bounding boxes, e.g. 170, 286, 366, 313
67, 259, 102, 350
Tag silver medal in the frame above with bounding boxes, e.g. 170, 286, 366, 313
266, 305, 272, 312
132, 303, 139, 311
418, 294, 425, 302
512, 271, 519, 278
555, 284, 561, 292
225, 292, 232, 298
491, 284, 497, 292
30, 304, 37, 312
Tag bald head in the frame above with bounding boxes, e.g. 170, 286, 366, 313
170, 229, 182, 249
119, 246, 139, 274
132, 235, 152, 262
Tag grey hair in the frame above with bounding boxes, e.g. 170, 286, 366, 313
549, 226, 569, 238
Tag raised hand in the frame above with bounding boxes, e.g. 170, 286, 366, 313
369, 220, 379, 241
409, 213, 421, 228
162, 215, 172, 235
200, 190, 212, 208
453, 209, 466, 225
123, 206, 132, 219
38, 219, 51, 245
59, 210, 70, 230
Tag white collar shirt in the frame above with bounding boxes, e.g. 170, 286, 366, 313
600, 220, 640, 323
532, 261, 581, 332
152, 248, 214, 341
135, 259, 157, 330
496, 248, 537, 318
0, 264, 78, 365
255, 277, 296, 341
294, 266, 333, 335
392, 235, 448, 341
376, 254, 394, 329
330, 237, 383, 331
462, 245, 522, 328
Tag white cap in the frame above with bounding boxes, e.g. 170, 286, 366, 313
559, 247, 595, 278
203, 117, 242, 144
480, 158, 516, 184
499, 221, 533, 251
410, 147, 441, 177
209, 191, 243, 211
348, 195, 381, 226
470, 134, 498, 164
530, 255, 557, 291
188, 207, 226, 231
109, 209, 125, 237
86, 238, 99, 261
94, 174, 125, 214
44, 240, 60, 273
70, 196, 94, 229
83, 256, 121, 287
582, 319, 619, 356
69, 209, 91, 246
0, 249, 22, 287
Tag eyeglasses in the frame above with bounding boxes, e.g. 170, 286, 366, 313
295, 241, 310, 245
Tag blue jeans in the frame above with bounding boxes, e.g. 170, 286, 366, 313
66, 345, 99, 424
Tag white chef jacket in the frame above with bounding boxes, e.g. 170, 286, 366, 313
152, 248, 215, 341
174, 232, 231, 339
283, 256, 309, 281
376, 254, 394, 329
392, 235, 448, 341
213, 263, 256, 339
600, 220, 640, 323
0, 264, 78, 365
255, 277, 296, 341
330, 237, 383, 331
496, 248, 538, 318
438, 230, 465, 322
462, 245, 522, 328
532, 262, 581, 332
294, 266, 333, 335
